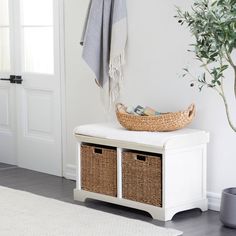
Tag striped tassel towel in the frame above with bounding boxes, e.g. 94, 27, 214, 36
81, 0, 128, 108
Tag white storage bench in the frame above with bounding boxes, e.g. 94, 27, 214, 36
74, 123, 209, 221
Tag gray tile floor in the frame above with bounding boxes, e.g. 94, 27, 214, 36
0, 163, 235, 236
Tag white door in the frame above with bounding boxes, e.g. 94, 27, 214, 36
0, 0, 16, 165
0, 0, 63, 176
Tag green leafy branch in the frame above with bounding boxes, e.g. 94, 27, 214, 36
175, 0, 236, 132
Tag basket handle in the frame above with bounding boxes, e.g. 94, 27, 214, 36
116, 103, 127, 114
187, 104, 196, 119
135, 155, 147, 162
116, 103, 123, 111
94, 148, 103, 155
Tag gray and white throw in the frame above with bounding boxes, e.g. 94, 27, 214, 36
81, 0, 127, 107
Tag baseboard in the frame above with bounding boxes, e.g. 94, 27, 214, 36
207, 192, 221, 212
64, 164, 222, 211
64, 164, 76, 180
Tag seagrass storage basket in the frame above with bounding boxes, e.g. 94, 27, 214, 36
122, 150, 162, 207
116, 104, 195, 132
81, 144, 117, 197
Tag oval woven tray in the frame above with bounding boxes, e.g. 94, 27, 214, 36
116, 104, 196, 132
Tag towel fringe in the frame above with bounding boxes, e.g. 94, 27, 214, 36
109, 50, 125, 108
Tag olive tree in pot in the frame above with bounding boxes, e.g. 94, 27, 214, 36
176, 0, 236, 132
176, 0, 236, 228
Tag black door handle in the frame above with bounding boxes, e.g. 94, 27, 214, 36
0, 75, 16, 83
0, 75, 23, 84
14, 76, 23, 84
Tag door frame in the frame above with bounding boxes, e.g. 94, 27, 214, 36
59, 0, 67, 178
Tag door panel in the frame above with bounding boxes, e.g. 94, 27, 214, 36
0, 82, 16, 164
16, 0, 62, 175
0, 88, 10, 126
0, 0, 11, 72
0, 0, 9, 26
17, 88, 59, 172
23, 27, 54, 74
21, 88, 56, 142
26, 90, 54, 136
0, 0, 62, 176
0, 85, 13, 130
0, 28, 10, 71
17, 87, 62, 175
21, 0, 53, 26
0, 0, 16, 164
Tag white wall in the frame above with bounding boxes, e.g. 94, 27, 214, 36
64, 0, 236, 210
64, 0, 106, 179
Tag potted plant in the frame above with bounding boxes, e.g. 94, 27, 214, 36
175, 0, 236, 132
176, 0, 236, 228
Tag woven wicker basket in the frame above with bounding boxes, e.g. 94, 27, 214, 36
122, 151, 162, 207
81, 144, 117, 197
116, 104, 195, 132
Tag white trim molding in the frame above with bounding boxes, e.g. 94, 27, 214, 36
58, 0, 67, 178
64, 164, 76, 180
207, 192, 221, 212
